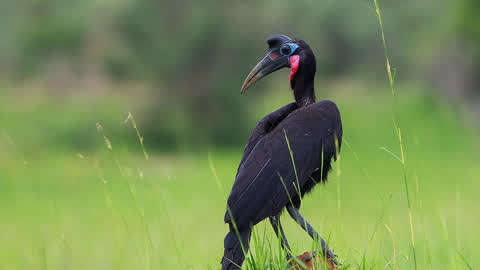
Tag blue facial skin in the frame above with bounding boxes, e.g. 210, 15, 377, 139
279, 43, 299, 57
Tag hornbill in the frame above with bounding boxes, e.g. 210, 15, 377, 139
221, 34, 342, 269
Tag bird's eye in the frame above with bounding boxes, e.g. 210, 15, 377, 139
280, 45, 291, 56
279, 43, 299, 56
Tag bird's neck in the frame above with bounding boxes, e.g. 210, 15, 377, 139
292, 73, 315, 107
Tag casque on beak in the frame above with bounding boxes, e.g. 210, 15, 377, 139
240, 50, 290, 94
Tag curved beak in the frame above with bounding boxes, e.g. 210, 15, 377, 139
240, 51, 290, 94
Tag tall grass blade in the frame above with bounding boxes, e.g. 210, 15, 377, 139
372, 1, 417, 269
125, 112, 149, 160
457, 250, 474, 270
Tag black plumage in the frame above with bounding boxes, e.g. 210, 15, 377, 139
221, 35, 342, 270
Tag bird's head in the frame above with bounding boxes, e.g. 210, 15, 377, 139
241, 34, 316, 94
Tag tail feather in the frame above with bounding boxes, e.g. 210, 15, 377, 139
221, 227, 252, 270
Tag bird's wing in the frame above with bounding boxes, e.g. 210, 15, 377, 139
237, 102, 297, 170
225, 100, 342, 228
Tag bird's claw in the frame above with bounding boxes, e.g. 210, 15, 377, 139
322, 247, 338, 266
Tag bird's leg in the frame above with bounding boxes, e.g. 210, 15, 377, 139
269, 216, 293, 262
286, 205, 337, 264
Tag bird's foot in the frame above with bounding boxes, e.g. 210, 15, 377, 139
319, 246, 338, 266
284, 253, 295, 269
318, 240, 338, 266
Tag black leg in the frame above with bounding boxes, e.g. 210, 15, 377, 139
269, 216, 293, 261
286, 205, 337, 264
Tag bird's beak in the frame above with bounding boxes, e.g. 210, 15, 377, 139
240, 51, 290, 94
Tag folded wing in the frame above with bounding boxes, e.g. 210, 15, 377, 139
225, 100, 342, 229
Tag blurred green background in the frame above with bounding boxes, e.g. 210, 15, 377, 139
1, 0, 479, 269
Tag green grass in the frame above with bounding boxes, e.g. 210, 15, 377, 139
1, 83, 479, 269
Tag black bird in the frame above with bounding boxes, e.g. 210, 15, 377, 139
221, 34, 342, 270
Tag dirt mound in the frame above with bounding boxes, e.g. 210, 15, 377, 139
294, 251, 337, 270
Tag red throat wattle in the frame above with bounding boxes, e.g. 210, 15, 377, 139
289, 55, 300, 87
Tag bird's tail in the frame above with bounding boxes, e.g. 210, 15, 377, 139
221, 226, 252, 270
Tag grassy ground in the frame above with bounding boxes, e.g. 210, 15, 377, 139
1, 84, 479, 269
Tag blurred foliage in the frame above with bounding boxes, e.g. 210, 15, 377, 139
455, 0, 480, 88
0, 0, 477, 150
456, 0, 480, 46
